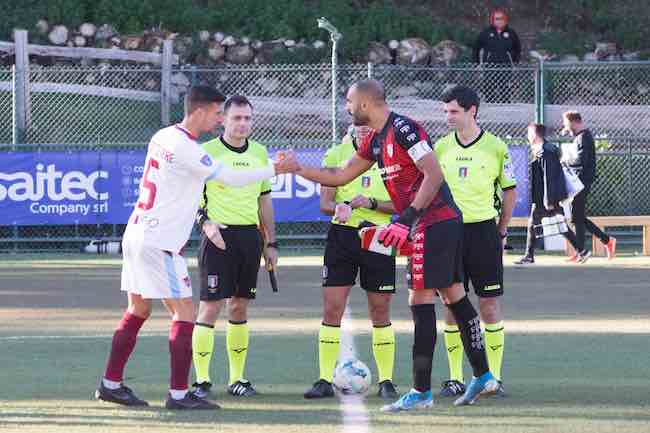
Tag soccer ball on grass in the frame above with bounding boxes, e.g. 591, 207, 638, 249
332, 359, 372, 395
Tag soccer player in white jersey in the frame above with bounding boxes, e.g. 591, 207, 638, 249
95, 86, 299, 410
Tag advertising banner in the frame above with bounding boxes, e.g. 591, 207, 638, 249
0, 146, 528, 225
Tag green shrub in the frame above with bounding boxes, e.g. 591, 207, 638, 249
2, 0, 475, 62
3, 0, 650, 63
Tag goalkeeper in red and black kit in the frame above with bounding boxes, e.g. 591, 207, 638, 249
296, 79, 499, 411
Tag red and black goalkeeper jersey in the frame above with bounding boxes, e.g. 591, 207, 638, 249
357, 112, 461, 229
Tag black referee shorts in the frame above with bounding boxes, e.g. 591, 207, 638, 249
462, 219, 504, 298
198, 225, 263, 301
322, 224, 396, 293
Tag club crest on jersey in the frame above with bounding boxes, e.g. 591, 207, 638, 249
207, 274, 218, 290
459, 167, 469, 178
361, 176, 371, 188
200, 155, 213, 167
183, 276, 192, 288
387, 144, 394, 158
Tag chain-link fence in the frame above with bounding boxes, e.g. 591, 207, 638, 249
0, 68, 12, 143
25, 66, 162, 145
1, 62, 650, 252
543, 62, 650, 217
370, 64, 537, 140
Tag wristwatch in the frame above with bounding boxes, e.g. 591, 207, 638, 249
266, 241, 279, 249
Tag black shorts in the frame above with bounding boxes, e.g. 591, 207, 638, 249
323, 224, 396, 293
407, 218, 464, 290
198, 225, 263, 301
462, 219, 504, 298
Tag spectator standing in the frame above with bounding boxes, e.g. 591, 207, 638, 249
474, 8, 522, 103
560, 111, 616, 261
515, 123, 581, 264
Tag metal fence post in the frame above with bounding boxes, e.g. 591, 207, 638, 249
12, 29, 30, 145
331, 39, 339, 143
160, 40, 173, 126
628, 141, 634, 214
190, 65, 198, 86
317, 18, 342, 144
367, 62, 373, 79
538, 59, 545, 125
534, 63, 541, 124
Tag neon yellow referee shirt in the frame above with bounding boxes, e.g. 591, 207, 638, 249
200, 136, 272, 225
435, 130, 516, 223
322, 139, 392, 228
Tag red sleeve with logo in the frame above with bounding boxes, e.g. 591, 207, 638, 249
356, 130, 376, 162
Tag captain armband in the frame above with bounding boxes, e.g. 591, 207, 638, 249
406, 140, 433, 162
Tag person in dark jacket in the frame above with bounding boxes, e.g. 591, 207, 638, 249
474, 8, 522, 65
474, 9, 522, 103
561, 111, 616, 261
515, 123, 580, 265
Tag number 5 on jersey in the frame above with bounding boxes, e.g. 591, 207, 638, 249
137, 158, 159, 211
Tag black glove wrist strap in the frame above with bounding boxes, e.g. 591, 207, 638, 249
396, 206, 420, 227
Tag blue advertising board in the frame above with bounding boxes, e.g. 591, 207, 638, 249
0, 146, 529, 225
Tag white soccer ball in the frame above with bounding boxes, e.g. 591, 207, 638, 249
332, 359, 372, 395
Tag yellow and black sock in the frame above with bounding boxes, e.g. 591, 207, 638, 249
227, 320, 249, 385
372, 324, 395, 383
319, 323, 341, 383
192, 322, 214, 384
444, 323, 464, 383
484, 321, 505, 381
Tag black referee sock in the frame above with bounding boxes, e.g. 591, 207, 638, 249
410, 304, 437, 392
447, 296, 490, 378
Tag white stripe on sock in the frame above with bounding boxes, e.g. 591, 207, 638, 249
102, 378, 121, 390
170, 389, 188, 400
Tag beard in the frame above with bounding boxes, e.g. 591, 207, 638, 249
351, 111, 370, 126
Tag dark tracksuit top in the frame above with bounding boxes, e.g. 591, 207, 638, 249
474, 25, 521, 64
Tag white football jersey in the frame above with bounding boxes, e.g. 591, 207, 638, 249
124, 125, 216, 253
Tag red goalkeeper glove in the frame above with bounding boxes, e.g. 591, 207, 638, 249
378, 206, 420, 249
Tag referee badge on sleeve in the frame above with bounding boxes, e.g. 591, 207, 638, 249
207, 274, 218, 289
503, 160, 516, 181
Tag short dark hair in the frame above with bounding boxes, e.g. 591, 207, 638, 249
441, 85, 480, 114
224, 94, 253, 113
185, 86, 226, 115
563, 111, 582, 123
354, 79, 386, 102
528, 122, 546, 138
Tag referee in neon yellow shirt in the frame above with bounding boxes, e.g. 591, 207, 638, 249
435, 86, 516, 397
304, 126, 399, 400
192, 95, 278, 401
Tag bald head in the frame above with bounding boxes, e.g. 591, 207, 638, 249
346, 79, 389, 127
353, 79, 386, 103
